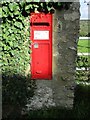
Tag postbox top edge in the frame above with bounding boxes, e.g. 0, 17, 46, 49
30, 12, 52, 23
30, 12, 52, 16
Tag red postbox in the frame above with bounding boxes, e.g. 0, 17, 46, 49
30, 13, 52, 80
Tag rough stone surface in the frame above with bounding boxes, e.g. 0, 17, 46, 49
27, 2, 80, 110
26, 82, 55, 110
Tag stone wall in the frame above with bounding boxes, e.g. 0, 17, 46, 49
27, 2, 80, 110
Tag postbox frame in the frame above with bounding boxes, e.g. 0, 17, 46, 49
30, 13, 52, 80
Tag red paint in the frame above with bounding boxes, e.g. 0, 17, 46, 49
30, 13, 52, 80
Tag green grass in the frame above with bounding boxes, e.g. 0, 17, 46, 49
77, 39, 90, 66
78, 40, 89, 53
80, 20, 90, 37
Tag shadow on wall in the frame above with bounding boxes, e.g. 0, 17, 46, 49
2, 72, 36, 119
2, 71, 90, 119
23, 84, 90, 120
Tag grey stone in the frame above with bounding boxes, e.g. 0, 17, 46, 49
27, 2, 80, 111
64, 12, 80, 21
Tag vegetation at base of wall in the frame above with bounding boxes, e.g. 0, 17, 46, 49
2, 73, 35, 107
2, 73, 36, 119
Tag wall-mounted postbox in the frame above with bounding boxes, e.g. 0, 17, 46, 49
30, 13, 52, 80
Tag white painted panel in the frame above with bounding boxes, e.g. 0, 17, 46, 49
34, 31, 49, 40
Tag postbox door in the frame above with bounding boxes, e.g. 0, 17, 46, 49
31, 43, 51, 79
30, 13, 52, 80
